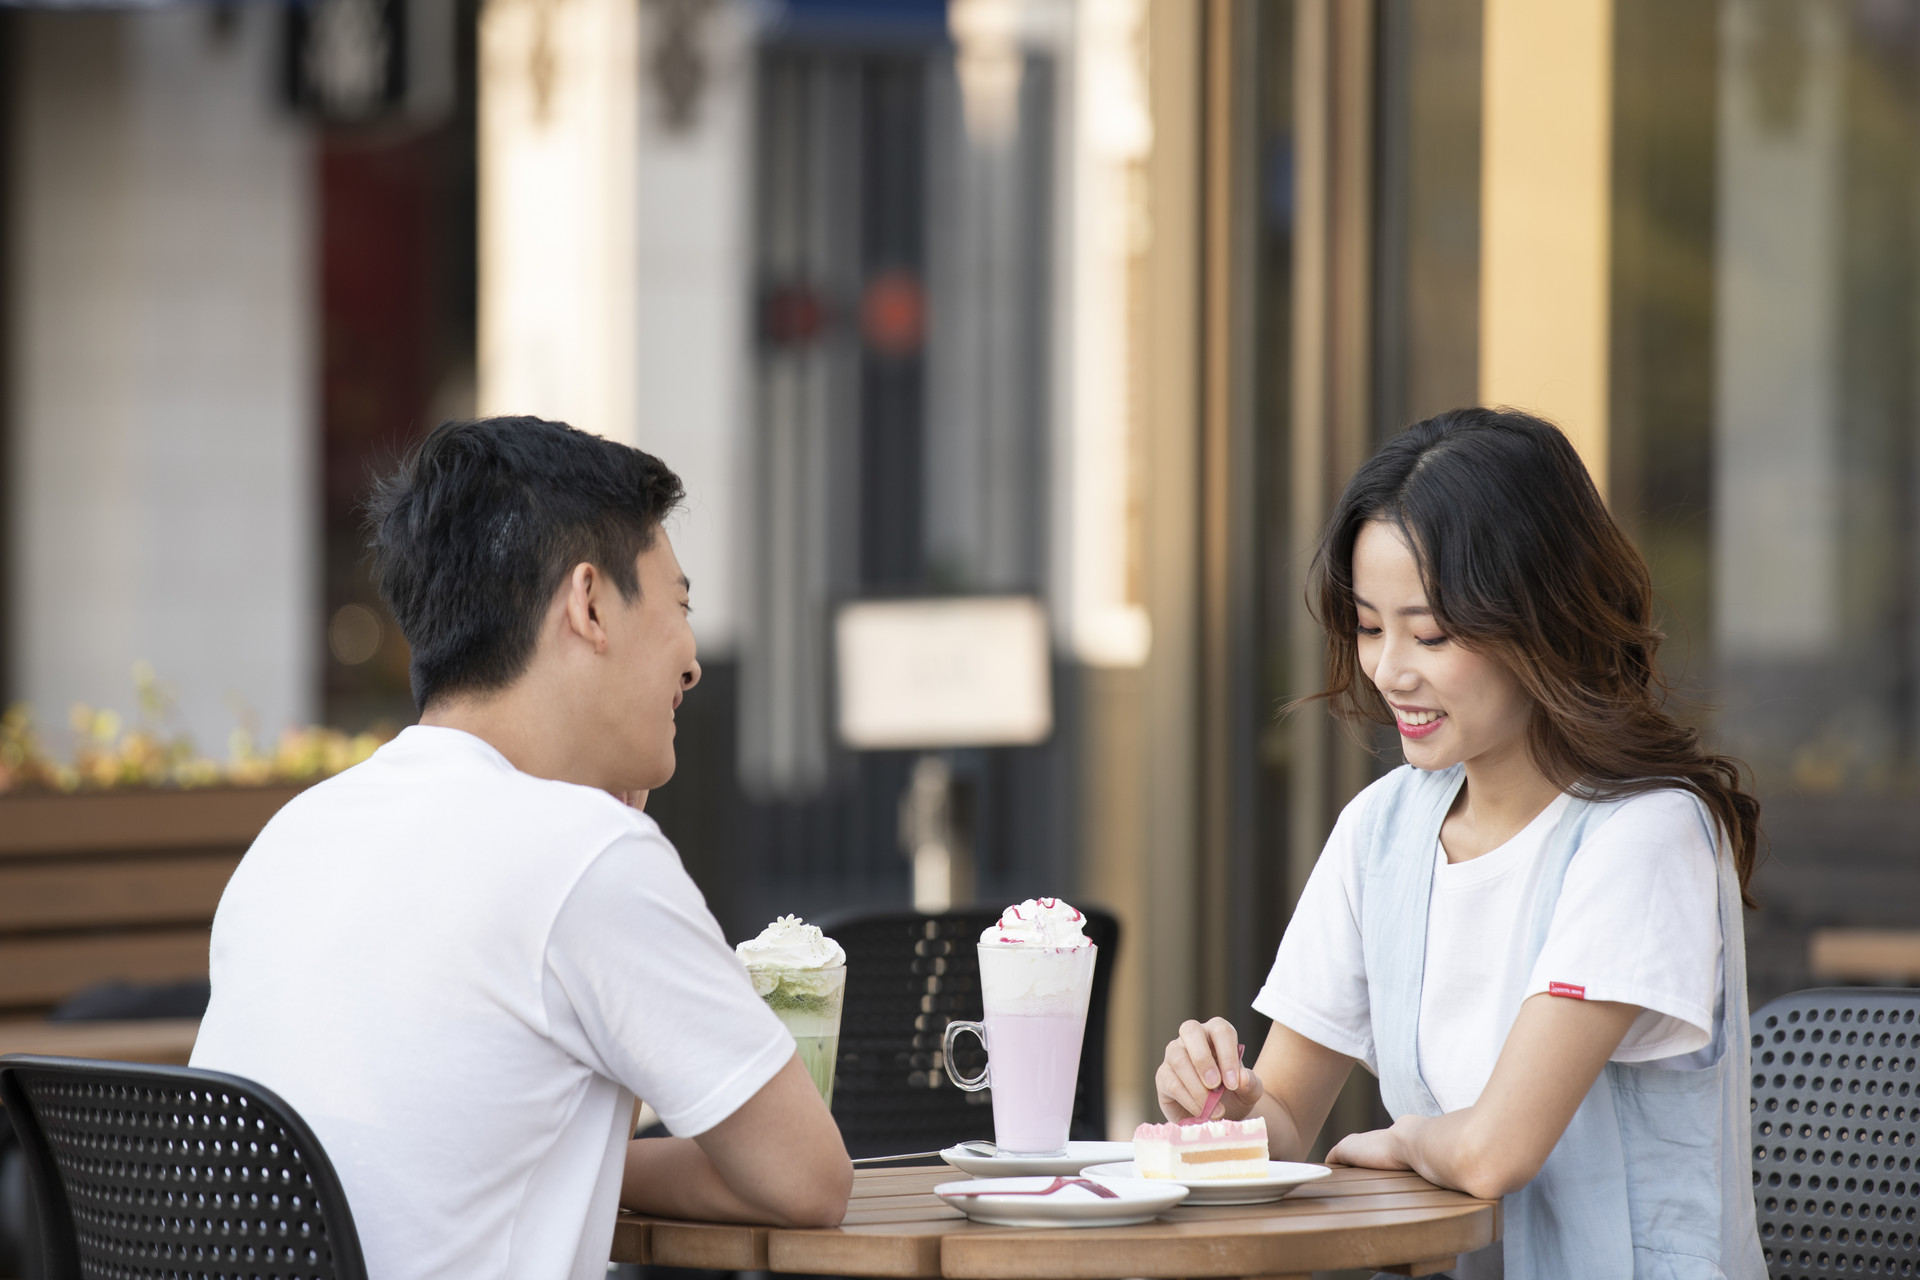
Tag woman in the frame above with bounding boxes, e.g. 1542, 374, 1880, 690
1159, 408, 1764, 1278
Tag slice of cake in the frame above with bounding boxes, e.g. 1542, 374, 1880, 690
1132, 1115, 1270, 1179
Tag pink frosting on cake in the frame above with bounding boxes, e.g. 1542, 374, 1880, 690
1132, 1115, 1269, 1179
1133, 1116, 1265, 1143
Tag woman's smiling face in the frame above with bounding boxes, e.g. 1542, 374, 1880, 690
1351, 518, 1535, 773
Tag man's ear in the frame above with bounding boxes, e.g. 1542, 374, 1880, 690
562, 562, 611, 653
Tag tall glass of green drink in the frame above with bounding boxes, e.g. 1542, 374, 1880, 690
737, 916, 846, 1107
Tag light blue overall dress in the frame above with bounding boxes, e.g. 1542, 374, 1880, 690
1355, 763, 1766, 1279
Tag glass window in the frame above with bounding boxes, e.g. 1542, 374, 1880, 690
1614, 0, 1920, 1000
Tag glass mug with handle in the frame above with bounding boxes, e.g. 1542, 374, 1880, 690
943, 928, 1097, 1157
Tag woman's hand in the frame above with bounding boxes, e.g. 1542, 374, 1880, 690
1326, 1115, 1424, 1170
1157, 1017, 1263, 1121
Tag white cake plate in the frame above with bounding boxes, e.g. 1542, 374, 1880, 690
1077, 1159, 1332, 1205
934, 1176, 1189, 1228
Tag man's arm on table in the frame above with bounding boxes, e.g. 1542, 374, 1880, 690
620, 1052, 853, 1227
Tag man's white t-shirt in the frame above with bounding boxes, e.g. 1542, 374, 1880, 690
191, 726, 793, 1280
1253, 779, 1722, 1113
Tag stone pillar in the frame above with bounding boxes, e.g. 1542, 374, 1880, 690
477, 0, 640, 444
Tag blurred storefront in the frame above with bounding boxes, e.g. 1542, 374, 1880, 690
0, 0, 473, 749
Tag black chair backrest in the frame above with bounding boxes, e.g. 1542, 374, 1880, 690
821, 906, 1120, 1159
0, 1055, 367, 1280
1750, 987, 1920, 1279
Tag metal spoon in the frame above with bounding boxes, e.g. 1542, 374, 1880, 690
851, 1140, 997, 1166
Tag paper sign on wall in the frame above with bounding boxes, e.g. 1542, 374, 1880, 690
835, 596, 1053, 749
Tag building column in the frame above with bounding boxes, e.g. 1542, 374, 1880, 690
477, 0, 640, 443
1478, 0, 1614, 492
1288, 0, 1376, 913
631, 0, 756, 656
1067, 0, 1201, 1137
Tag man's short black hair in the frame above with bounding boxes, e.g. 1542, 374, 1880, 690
367, 416, 685, 711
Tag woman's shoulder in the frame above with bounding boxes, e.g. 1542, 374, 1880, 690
1585, 786, 1714, 836
1576, 786, 1720, 867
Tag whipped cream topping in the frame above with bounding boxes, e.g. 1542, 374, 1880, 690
980, 897, 1091, 948
736, 915, 845, 970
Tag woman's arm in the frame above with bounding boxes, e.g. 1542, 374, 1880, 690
1327, 992, 1640, 1199
1157, 1017, 1355, 1161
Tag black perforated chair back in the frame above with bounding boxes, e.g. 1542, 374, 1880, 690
821, 907, 1120, 1159
0, 1055, 367, 1280
1751, 988, 1920, 1279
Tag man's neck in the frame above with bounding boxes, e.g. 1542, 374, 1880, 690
420, 680, 603, 791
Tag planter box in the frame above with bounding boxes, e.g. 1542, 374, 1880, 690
0, 785, 304, 1016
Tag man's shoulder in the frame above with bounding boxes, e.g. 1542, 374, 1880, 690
250, 728, 659, 878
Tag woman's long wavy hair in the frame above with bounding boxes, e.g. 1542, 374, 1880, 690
1309, 406, 1761, 905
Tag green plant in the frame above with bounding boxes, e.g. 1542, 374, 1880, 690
0, 662, 391, 795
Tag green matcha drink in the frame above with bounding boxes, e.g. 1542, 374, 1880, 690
737, 916, 847, 1107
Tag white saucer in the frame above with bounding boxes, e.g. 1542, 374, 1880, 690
934, 1176, 1188, 1228
939, 1140, 1135, 1178
1078, 1160, 1332, 1205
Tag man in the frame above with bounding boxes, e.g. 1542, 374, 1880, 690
192, 417, 851, 1280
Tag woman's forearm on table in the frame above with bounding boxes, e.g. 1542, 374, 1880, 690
1253, 1091, 1318, 1162
1390, 1111, 1517, 1199
1379, 994, 1646, 1199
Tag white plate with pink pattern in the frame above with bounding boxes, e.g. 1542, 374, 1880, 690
1078, 1160, 1332, 1205
934, 1175, 1189, 1227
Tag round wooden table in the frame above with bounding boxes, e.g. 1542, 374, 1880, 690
613, 1164, 1499, 1279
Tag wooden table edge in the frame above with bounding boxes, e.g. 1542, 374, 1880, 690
621, 1218, 770, 1270
616, 1169, 1501, 1278
936, 1199, 1497, 1279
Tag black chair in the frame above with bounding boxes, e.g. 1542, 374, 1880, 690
0, 980, 220, 1273
820, 906, 1120, 1159
0, 1055, 367, 1280
1750, 987, 1920, 1279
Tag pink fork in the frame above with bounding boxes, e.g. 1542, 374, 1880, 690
945, 1176, 1120, 1200
1177, 1042, 1247, 1126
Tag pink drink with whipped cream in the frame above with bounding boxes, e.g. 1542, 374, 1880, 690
944, 898, 1097, 1156
978, 1010, 1088, 1153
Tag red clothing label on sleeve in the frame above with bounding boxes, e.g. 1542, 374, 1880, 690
1548, 981, 1587, 1000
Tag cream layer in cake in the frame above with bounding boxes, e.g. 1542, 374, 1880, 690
1131, 1115, 1269, 1179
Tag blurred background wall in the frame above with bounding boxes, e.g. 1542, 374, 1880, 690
8, 7, 316, 754
2, 0, 1919, 1146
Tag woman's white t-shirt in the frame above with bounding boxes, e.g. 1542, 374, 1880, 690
1252, 781, 1722, 1113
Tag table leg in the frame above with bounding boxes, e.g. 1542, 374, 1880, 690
1379, 1259, 1458, 1277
